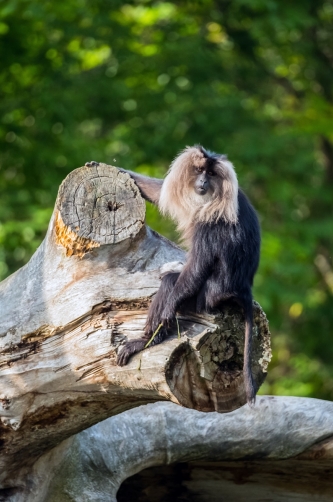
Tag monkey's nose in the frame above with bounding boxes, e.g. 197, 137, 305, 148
195, 178, 208, 195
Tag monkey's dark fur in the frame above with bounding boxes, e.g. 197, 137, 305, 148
117, 146, 260, 405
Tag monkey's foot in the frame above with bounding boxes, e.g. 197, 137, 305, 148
116, 339, 147, 366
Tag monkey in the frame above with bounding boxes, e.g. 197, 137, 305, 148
116, 146, 260, 405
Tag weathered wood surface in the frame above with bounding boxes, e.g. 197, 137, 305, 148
5, 397, 333, 502
0, 163, 271, 488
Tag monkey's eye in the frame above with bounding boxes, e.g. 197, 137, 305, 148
207, 170, 216, 176
195, 167, 203, 174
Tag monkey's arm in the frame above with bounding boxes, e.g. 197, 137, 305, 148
117, 228, 213, 367
161, 230, 214, 322
119, 169, 163, 205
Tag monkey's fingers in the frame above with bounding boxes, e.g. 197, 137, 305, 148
116, 339, 146, 366
145, 316, 161, 334
160, 312, 174, 328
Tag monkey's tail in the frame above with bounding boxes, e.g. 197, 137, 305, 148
243, 297, 256, 406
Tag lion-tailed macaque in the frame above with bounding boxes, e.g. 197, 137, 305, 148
116, 146, 260, 405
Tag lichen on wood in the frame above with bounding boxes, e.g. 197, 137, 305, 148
55, 211, 100, 258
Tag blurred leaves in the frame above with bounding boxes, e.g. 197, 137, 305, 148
0, 0, 332, 399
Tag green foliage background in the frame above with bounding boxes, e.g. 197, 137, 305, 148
0, 0, 332, 398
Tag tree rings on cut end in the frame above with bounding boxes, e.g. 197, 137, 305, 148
55, 163, 145, 256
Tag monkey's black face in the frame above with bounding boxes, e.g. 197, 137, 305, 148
193, 164, 216, 196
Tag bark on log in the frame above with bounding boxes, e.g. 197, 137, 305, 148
4, 397, 333, 502
0, 163, 271, 488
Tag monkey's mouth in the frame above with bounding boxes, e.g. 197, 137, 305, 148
195, 187, 208, 195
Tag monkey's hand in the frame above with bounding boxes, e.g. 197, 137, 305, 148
116, 338, 147, 366
117, 324, 168, 366
160, 304, 176, 328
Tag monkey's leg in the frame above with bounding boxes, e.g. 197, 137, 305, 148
203, 278, 235, 311
116, 273, 180, 366
196, 280, 212, 313
159, 256, 213, 325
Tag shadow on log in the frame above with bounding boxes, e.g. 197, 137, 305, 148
0, 163, 271, 488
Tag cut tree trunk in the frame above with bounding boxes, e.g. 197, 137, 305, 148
0, 162, 271, 489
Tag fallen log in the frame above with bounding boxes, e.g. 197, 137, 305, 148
0, 162, 271, 487
5, 397, 333, 502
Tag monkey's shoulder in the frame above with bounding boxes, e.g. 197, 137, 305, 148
193, 190, 260, 255
238, 188, 258, 215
